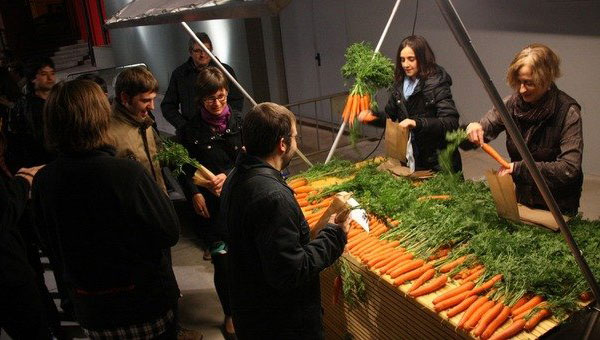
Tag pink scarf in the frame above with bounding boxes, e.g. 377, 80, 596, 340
200, 105, 231, 134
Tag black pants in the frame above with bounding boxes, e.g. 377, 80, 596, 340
212, 252, 231, 317
0, 280, 52, 340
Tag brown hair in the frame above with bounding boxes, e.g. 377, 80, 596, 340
196, 66, 229, 108
188, 32, 212, 52
242, 102, 296, 158
507, 43, 561, 91
114, 66, 158, 104
395, 35, 437, 83
44, 79, 111, 153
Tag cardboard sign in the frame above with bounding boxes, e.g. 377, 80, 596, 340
385, 119, 409, 162
485, 170, 568, 231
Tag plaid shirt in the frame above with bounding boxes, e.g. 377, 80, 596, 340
82, 309, 174, 339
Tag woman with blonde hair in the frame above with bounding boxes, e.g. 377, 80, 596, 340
466, 44, 583, 215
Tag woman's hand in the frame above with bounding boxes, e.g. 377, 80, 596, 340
399, 118, 416, 129
192, 193, 210, 218
15, 165, 45, 186
357, 109, 372, 123
497, 163, 514, 177
329, 208, 351, 234
466, 122, 485, 145
210, 173, 227, 196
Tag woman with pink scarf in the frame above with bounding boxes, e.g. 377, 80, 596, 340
179, 66, 242, 339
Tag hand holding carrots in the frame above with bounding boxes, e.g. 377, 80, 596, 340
466, 122, 485, 145
497, 163, 514, 176
210, 173, 227, 196
358, 109, 378, 124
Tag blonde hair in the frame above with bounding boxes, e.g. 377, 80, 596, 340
44, 79, 112, 153
506, 44, 561, 91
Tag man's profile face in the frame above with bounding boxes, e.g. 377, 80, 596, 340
281, 123, 298, 170
33, 66, 55, 92
122, 91, 157, 119
190, 42, 212, 68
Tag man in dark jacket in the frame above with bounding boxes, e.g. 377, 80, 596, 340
32, 79, 180, 338
220, 102, 348, 339
161, 32, 244, 135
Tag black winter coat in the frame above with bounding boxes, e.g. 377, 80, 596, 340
161, 58, 244, 133
372, 65, 461, 172
220, 153, 347, 339
0, 173, 36, 287
32, 147, 180, 329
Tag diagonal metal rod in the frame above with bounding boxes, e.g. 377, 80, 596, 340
434, 0, 600, 325
325, 0, 402, 164
180, 22, 312, 167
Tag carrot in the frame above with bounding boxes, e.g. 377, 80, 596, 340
515, 301, 547, 320
512, 295, 543, 316
473, 302, 504, 337
439, 255, 467, 273
481, 143, 510, 169
293, 185, 315, 194
389, 259, 424, 279
481, 306, 511, 340
356, 241, 383, 258
348, 94, 359, 126
433, 281, 476, 305
463, 267, 485, 282
347, 228, 364, 239
351, 238, 378, 255
524, 308, 551, 331
446, 295, 478, 318
464, 300, 495, 330
373, 249, 405, 270
288, 178, 308, 189
458, 296, 488, 328
409, 269, 436, 293
471, 274, 503, 295
346, 234, 369, 250
434, 290, 473, 312
332, 275, 342, 305
341, 95, 353, 122
410, 274, 448, 297
488, 319, 526, 340
297, 199, 309, 207
394, 264, 433, 286
510, 296, 529, 313
366, 248, 396, 267
380, 253, 413, 274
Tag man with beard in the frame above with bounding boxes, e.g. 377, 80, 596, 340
108, 66, 167, 193
220, 102, 349, 339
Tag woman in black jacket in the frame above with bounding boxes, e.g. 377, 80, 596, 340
359, 35, 461, 172
179, 66, 242, 338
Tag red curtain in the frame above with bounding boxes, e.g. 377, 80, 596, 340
68, 0, 110, 46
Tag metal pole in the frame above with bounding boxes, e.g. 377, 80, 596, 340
324, 0, 402, 163
434, 0, 600, 308
181, 22, 313, 167
584, 308, 599, 340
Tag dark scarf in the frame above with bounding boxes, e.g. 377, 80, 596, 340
200, 105, 231, 134
511, 83, 559, 124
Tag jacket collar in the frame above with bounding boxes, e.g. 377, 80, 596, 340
112, 101, 154, 129
236, 153, 284, 182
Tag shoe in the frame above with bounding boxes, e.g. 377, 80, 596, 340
177, 327, 203, 340
202, 249, 211, 261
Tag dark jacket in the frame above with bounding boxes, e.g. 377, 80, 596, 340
220, 153, 347, 339
6, 94, 54, 173
161, 58, 244, 133
478, 89, 583, 215
371, 65, 461, 172
0, 173, 36, 287
31, 146, 180, 329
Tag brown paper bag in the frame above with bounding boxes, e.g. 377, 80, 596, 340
485, 171, 568, 231
311, 192, 352, 239
385, 119, 409, 162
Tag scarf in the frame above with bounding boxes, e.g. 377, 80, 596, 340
511, 83, 558, 124
200, 105, 231, 134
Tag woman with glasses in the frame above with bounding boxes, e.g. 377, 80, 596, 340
179, 66, 242, 339
465, 44, 583, 215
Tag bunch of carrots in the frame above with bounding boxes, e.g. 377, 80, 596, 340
341, 90, 377, 127
288, 177, 333, 230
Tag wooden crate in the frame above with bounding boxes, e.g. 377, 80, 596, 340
321, 254, 559, 340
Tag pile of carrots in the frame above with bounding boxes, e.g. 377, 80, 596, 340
341, 92, 376, 126
289, 176, 554, 339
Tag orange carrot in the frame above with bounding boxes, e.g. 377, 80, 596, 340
471, 274, 503, 295
464, 300, 495, 330
434, 290, 473, 312
433, 281, 476, 305
463, 267, 485, 282
488, 319, 526, 340
366, 248, 396, 267
373, 249, 405, 270
341, 95, 352, 122
381, 253, 414, 274
393, 264, 433, 286
332, 275, 342, 305
446, 295, 478, 318
288, 178, 308, 189
389, 259, 424, 279
524, 308, 551, 331
297, 199, 309, 207
481, 143, 510, 169
409, 274, 448, 297
346, 234, 369, 249
293, 185, 315, 194
512, 295, 543, 316
458, 296, 488, 328
473, 302, 504, 337
515, 301, 547, 320
409, 269, 436, 293
350, 237, 377, 254
439, 255, 467, 273
348, 94, 359, 126
481, 306, 511, 340
510, 296, 529, 313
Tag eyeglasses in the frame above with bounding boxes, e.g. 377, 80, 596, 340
203, 94, 227, 104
